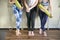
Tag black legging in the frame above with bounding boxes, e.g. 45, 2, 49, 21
26, 6, 37, 31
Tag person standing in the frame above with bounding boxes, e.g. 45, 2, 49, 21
24, 0, 38, 36
38, 0, 52, 36
9, 0, 23, 36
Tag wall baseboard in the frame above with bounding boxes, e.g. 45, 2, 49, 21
0, 28, 60, 30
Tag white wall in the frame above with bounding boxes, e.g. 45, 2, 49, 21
0, 0, 60, 28
0, 0, 10, 28
46, 0, 60, 28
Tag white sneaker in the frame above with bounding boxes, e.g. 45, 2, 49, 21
28, 31, 31, 36
43, 31, 47, 37
16, 29, 21, 36
39, 29, 43, 34
31, 31, 34, 36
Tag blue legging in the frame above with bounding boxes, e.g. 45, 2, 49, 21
39, 9, 48, 31
12, 4, 22, 30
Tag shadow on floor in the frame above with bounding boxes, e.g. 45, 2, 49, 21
0, 30, 7, 40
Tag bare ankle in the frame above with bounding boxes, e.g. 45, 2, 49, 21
43, 31, 47, 37
39, 29, 43, 34
31, 31, 34, 36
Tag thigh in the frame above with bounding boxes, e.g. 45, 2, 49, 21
43, 13, 48, 20
19, 10, 22, 18
12, 5, 19, 17
30, 9, 36, 20
38, 9, 44, 20
26, 12, 31, 19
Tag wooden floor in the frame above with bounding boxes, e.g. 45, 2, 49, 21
6, 30, 60, 40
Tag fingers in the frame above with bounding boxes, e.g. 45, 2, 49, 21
26, 8, 30, 12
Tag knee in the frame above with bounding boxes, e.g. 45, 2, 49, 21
16, 18, 20, 22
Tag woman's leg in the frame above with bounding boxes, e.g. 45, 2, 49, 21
15, 10, 23, 36
39, 9, 48, 31
26, 12, 31, 31
41, 13, 48, 36
26, 12, 32, 36
30, 11, 36, 31
41, 12, 48, 31
31, 11, 36, 36
39, 9, 48, 36
30, 7, 36, 36
38, 9, 44, 34
12, 5, 22, 36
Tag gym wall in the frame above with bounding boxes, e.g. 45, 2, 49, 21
0, 0, 60, 29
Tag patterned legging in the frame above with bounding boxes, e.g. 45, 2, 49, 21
12, 4, 22, 30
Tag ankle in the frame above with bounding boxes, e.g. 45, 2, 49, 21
43, 31, 47, 37
28, 31, 31, 36
31, 31, 34, 36
39, 29, 43, 34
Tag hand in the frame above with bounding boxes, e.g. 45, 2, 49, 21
26, 9, 30, 12
50, 13, 53, 18
29, 7, 32, 10
26, 8, 30, 12
50, 10, 53, 18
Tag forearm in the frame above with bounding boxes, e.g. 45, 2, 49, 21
49, 0, 52, 11
30, 0, 38, 9
24, 0, 29, 9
